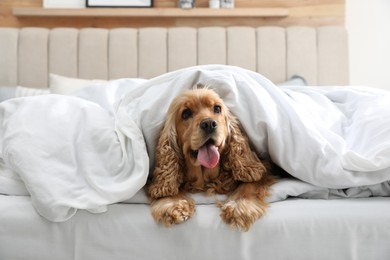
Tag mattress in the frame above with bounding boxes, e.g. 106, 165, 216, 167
1, 192, 389, 260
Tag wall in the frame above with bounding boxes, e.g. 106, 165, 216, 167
1, 0, 345, 28
346, 0, 390, 90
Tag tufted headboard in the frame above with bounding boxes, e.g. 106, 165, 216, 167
0, 26, 348, 88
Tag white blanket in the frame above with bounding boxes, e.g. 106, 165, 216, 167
1, 65, 390, 221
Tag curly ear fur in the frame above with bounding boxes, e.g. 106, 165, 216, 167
221, 113, 267, 182
148, 114, 184, 200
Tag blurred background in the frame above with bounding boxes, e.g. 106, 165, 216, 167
346, 0, 390, 90
1, 0, 390, 90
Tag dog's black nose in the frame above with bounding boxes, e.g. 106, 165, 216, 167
200, 119, 218, 133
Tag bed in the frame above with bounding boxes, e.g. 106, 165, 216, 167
1, 26, 390, 260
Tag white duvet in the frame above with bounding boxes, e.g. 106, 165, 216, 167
1, 65, 390, 221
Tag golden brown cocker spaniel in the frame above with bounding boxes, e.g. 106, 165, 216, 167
148, 85, 275, 231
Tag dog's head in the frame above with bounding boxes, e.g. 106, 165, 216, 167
170, 86, 230, 168
148, 85, 267, 199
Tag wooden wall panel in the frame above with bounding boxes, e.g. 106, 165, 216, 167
0, 0, 345, 28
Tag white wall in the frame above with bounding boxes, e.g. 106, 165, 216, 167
346, 0, 390, 90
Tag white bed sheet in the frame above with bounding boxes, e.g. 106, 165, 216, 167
1, 193, 389, 260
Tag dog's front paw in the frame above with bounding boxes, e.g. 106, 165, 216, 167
220, 199, 267, 231
151, 197, 195, 227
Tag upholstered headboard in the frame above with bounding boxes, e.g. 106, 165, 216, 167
0, 26, 348, 88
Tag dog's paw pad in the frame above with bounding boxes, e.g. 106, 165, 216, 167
220, 200, 266, 231
162, 200, 195, 227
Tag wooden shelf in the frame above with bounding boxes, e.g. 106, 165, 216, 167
13, 7, 289, 18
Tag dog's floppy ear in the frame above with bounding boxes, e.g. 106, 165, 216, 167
221, 113, 267, 182
148, 115, 184, 200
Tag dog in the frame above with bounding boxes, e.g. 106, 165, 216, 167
147, 85, 275, 231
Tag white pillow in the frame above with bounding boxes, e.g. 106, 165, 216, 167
276, 75, 307, 87
0, 86, 50, 102
49, 73, 107, 95
15, 86, 50, 97
0, 86, 17, 101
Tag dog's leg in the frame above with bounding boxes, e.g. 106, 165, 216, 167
150, 193, 195, 227
219, 176, 273, 231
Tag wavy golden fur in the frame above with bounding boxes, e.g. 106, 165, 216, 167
148, 85, 275, 231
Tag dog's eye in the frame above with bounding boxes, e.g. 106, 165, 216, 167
214, 105, 222, 114
182, 108, 192, 120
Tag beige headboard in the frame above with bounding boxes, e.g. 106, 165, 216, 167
0, 26, 348, 88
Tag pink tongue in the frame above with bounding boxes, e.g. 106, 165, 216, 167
197, 144, 220, 169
